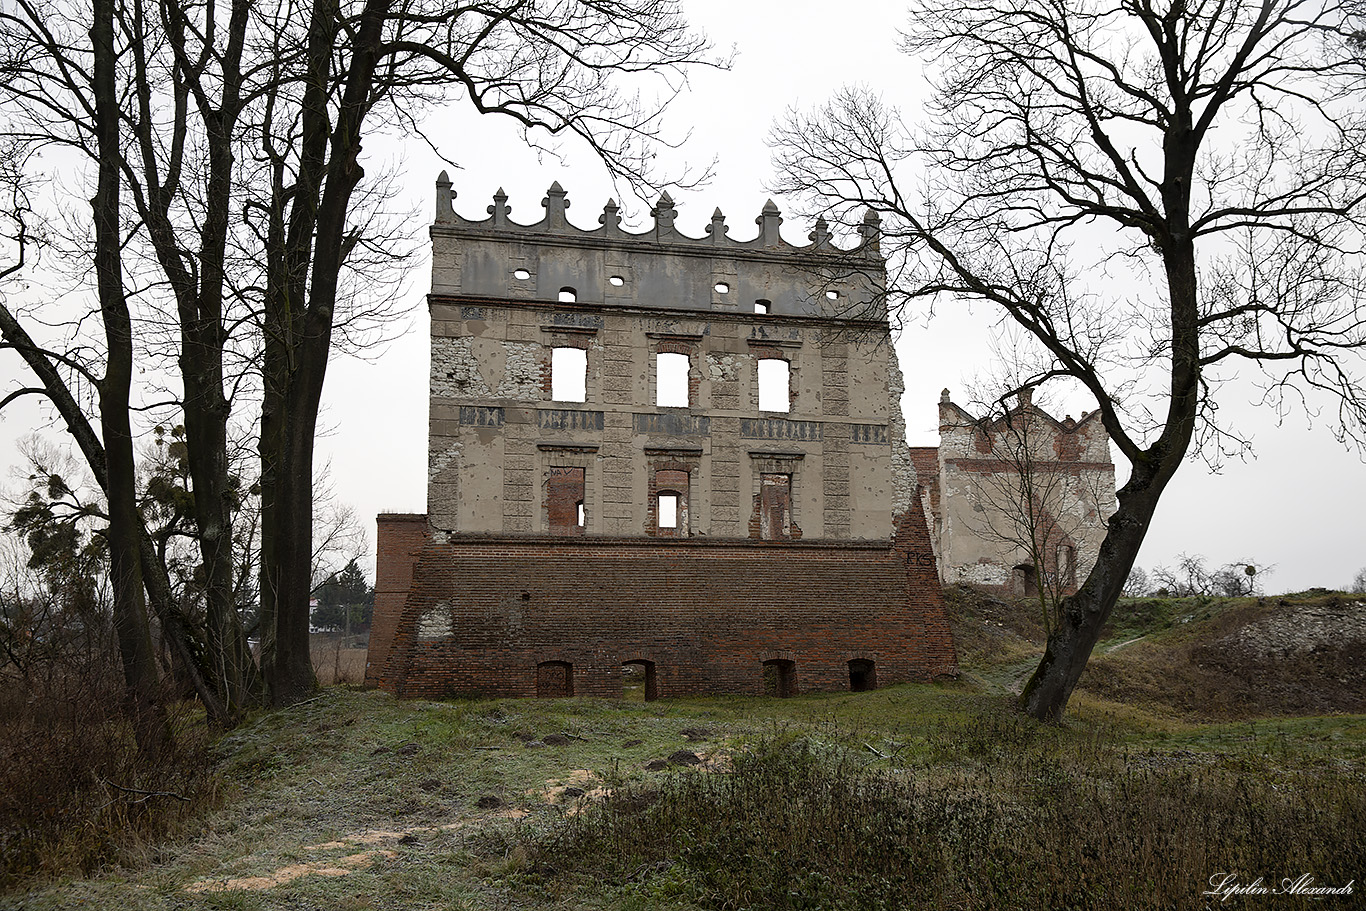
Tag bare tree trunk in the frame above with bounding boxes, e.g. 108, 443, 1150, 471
1018, 478, 1160, 719
260, 0, 389, 704
91, 0, 165, 751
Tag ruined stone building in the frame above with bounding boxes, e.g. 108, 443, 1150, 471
366, 177, 957, 699
912, 389, 1116, 597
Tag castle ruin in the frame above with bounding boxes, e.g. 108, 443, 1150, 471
366, 178, 958, 698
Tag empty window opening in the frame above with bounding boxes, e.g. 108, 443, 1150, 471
754, 299, 771, 314
558, 286, 577, 302
762, 659, 797, 698
656, 352, 689, 407
826, 289, 840, 300
547, 467, 585, 536
621, 660, 658, 702
1013, 563, 1037, 596
513, 268, 531, 280
757, 358, 790, 412
760, 473, 792, 540
848, 659, 877, 693
536, 661, 573, 698
609, 274, 625, 287
658, 492, 679, 529
714, 281, 730, 294
551, 347, 587, 402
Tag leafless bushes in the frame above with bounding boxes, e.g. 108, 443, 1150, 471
0, 531, 215, 889
1147, 554, 1272, 598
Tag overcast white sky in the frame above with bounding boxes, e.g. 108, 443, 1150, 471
5, 1, 1364, 593
315, 0, 1366, 593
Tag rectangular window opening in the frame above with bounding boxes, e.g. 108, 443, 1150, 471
551, 347, 587, 402
757, 358, 790, 412
760, 473, 791, 540
547, 467, 586, 536
658, 493, 679, 529
656, 351, 689, 407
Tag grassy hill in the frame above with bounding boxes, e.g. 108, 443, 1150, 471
945, 584, 1366, 719
5, 589, 1364, 910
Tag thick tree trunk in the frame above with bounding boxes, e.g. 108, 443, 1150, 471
1018, 478, 1162, 719
1020, 191, 1203, 721
92, 0, 165, 751
258, 0, 389, 704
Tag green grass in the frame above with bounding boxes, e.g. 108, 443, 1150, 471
6, 683, 1363, 911
7, 589, 1365, 908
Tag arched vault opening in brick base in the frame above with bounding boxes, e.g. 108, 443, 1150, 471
762, 659, 798, 697
848, 658, 877, 692
621, 658, 658, 701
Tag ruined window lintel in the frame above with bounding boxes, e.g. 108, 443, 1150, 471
747, 450, 805, 461
645, 331, 704, 341
541, 325, 598, 338
644, 445, 703, 458
537, 443, 600, 453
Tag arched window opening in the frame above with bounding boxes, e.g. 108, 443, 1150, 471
558, 286, 577, 302
1056, 544, 1076, 591
622, 660, 658, 702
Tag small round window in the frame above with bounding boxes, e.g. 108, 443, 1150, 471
513, 268, 531, 280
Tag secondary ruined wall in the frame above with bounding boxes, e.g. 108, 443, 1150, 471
370, 180, 957, 697
930, 389, 1116, 594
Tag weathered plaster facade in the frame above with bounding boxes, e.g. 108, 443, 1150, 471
917, 389, 1116, 595
367, 179, 956, 698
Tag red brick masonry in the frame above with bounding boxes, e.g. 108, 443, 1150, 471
368, 503, 957, 698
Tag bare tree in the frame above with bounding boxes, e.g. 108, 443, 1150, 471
1123, 566, 1150, 597
772, 0, 1366, 720
2, 0, 716, 708
1152, 553, 1270, 596
241, 0, 716, 702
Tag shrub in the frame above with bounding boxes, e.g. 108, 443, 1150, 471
527, 732, 1365, 910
